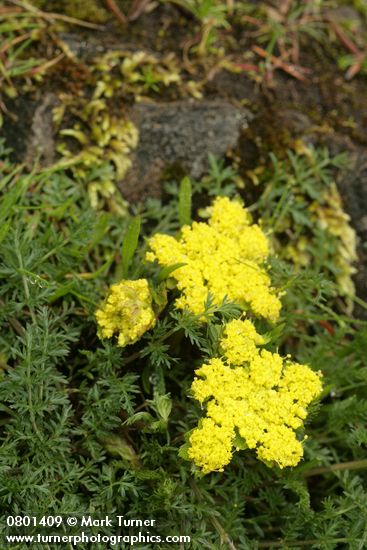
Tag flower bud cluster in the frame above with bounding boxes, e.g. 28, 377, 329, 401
146, 196, 282, 322
96, 279, 155, 347
188, 319, 322, 474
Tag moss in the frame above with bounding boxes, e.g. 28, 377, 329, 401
28, 0, 109, 24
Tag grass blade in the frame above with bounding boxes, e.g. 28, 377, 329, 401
178, 176, 192, 227
121, 215, 141, 278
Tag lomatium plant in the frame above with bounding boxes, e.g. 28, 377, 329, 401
187, 319, 322, 473
1, 146, 366, 548
96, 194, 322, 474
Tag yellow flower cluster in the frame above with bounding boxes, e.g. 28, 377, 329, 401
96, 279, 155, 347
188, 319, 322, 474
220, 318, 265, 363
146, 196, 281, 322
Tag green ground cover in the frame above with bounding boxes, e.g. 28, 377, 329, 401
0, 141, 366, 548
1, 1, 367, 548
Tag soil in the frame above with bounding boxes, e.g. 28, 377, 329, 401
2, 2, 367, 307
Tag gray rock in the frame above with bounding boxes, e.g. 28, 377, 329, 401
24, 93, 58, 168
337, 149, 367, 312
120, 100, 250, 202
338, 152, 367, 239
3, 95, 249, 202
2, 93, 58, 168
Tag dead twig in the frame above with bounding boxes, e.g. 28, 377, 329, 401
0, 32, 31, 55
0, 5, 22, 14
303, 458, 367, 477
327, 17, 360, 56
26, 52, 64, 76
104, 0, 128, 25
326, 16, 366, 80
252, 44, 311, 82
7, 0, 106, 30
226, 0, 234, 16
128, 0, 155, 21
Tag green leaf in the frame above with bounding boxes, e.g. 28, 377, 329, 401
156, 262, 187, 283
0, 171, 29, 225
178, 443, 191, 461
178, 176, 192, 227
123, 412, 155, 426
102, 435, 139, 466
151, 392, 172, 422
0, 219, 11, 244
48, 283, 75, 303
121, 215, 141, 278
232, 432, 248, 451
149, 283, 168, 311
86, 213, 109, 251
0, 164, 22, 194
262, 322, 286, 345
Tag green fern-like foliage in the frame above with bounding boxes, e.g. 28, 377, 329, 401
0, 145, 367, 549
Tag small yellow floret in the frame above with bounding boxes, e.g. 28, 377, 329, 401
146, 196, 281, 321
257, 425, 303, 468
208, 196, 251, 235
220, 319, 265, 364
96, 279, 155, 347
188, 418, 233, 474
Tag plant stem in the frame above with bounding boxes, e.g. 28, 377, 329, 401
303, 459, 367, 478
258, 538, 351, 548
123, 327, 178, 365
16, 238, 36, 324
8, 0, 106, 30
25, 333, 42, 440
189, 479, 238, 550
